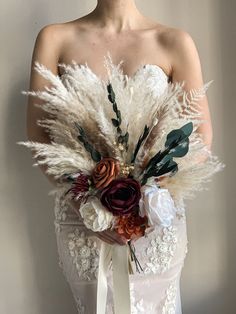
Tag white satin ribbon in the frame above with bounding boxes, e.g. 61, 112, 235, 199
96, 242, 131, 314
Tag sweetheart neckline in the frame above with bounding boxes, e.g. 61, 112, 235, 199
126, 63, 170, 80
59, 62, 170, 82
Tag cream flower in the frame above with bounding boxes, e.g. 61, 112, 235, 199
79, 197, 115, 232
139, 184, 176, 227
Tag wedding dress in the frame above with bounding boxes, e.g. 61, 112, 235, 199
53, 64, 188, 314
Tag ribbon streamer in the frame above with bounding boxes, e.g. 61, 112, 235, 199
96, 242, 131, 314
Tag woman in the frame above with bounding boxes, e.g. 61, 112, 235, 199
26, 0, 213, 313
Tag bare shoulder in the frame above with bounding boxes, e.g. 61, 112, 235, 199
31, 21, 78, 73
34, 23, 67, 50
34, 19, 88, 54
156, 25, 197, 54
157, 25, 200, 64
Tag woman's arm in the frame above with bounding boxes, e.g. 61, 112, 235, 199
27, 24, 62, 186
169, 29, 213, 151
26, 29, 127, 245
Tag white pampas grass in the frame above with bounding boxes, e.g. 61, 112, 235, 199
17, 141, 96, 177
17, 52, 224, 204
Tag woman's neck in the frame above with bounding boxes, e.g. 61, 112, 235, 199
90, 0, 144, 32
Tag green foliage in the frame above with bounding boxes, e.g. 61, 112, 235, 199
131, 125, 150, 164
141, 122, 193, 185
75, 122, 102, 162
107, 83, 129, 151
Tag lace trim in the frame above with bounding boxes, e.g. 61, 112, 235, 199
144, 225, 178, 275
67, 228, 99, 281
53, 187, 69, 232
75, 297, 85, 314
161, 280, 178, 314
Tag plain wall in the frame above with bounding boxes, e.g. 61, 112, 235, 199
0, 0, 235, 313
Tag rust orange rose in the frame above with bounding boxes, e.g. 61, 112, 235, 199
115, 212, 149, 240
92, 157, 120, 189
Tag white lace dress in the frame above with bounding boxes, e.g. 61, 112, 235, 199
53, 65, 188, 314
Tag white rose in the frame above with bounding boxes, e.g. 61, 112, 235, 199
79, 197, 115, 232
139, 184, 176, 227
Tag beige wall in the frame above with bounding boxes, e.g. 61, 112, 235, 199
0, 0, 234, 313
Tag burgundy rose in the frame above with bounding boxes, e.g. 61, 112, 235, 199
100, 178, 141, 216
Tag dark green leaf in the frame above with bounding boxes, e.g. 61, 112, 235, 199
144, 150, 165, 173
181, 122, 193, 137
107, 84, 116, 103
75, 122, 85, 137
117, 126, 122, 133
169, 138, 189, 157
76, 123, 102, 162
77, 135, 84, 143
84, 142, 92, 151
117, 110, 121, 121
91, 149, 102, 162
113, 102, 118, 112
155, 159, 178, 177
165, 122, 193, 148
112, 118, 120, 127
131, 125, 150, 163
165, 129, 185, 148
118, 135, 123, 143
124, 132, 129, 143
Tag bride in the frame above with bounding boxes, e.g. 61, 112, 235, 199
26, 0, 213, 313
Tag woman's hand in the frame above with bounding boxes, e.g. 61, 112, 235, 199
93, 229, 128, 246
68, 198, 128, 246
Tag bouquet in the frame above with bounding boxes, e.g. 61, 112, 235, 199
17, 53, 224, 314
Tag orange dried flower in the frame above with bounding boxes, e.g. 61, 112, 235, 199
92, 157, 120, 189
115, 211, 149, 240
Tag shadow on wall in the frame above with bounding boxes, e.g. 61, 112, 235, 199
182, 0, 236, 313
5, 2, 93, 314
219, 0, 236, 313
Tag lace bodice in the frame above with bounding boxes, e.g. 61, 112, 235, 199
59, 62, 170, 98
130, 64, 170, 97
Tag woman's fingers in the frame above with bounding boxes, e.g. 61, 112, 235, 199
106, 230, 127, 245
97, 234, 114, 245
97, 230, 127, 245
97, 231, 117, 245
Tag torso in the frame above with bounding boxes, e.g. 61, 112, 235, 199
54, 15, 178, 83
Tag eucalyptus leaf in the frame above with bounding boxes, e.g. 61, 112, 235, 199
165, 122, 193, 148
168, 138, 190, 157
165, 129, 185, 148
144, 150, 164, 173
140, 122, 192, 185
155, 159, 178, 177
181, 122, 193, 137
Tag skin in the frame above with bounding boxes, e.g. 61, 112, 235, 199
27, 0, 213, 245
